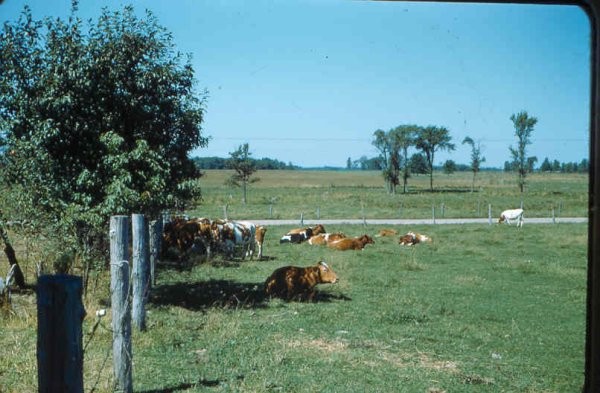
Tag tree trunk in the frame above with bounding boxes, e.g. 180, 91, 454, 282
0, 225, 26, 288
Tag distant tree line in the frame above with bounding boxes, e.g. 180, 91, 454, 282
193, 156, 297, 170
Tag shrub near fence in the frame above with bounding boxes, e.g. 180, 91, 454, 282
191, 170, 588, 221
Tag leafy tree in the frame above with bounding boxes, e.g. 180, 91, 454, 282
415, 126, 456, 191
346, 157, 353, 170
226, 143, 259, 205
371, 126, 418, 194
462, 136, 486, 192
393, 125, 419, 193
509, 111, 538, 192
540, 157, 553, 172
0, 4, 207, 265
552, 159, 561, 172
372, 129, 399, 194
409, 153, 429, 174
442, 160, 457, 176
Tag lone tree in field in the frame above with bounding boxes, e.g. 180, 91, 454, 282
462, 136, 486, 192
227, 143, 259, 205
509, 111, 538, 192
415, 126, 456, 191
0, 4, 207, 265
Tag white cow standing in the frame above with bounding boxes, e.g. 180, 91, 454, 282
499, 208, 524, 227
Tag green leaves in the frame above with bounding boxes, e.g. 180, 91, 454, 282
0, 3, 206, 258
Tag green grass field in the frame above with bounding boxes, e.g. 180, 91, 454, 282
190, 170, 588, 220
0, 171, 589, 392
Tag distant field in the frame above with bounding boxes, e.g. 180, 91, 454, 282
191, 170, 588, 221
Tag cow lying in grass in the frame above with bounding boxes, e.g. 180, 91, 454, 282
264, 261, 338, 301
398, 231, 432, 246
307, 232, 346, 245
279, 224, 326, 244
327, 234, 375, 251
499, 208, 524, 227
376, 228, 398, 237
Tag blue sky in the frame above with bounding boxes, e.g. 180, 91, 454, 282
2, 0, 591, 168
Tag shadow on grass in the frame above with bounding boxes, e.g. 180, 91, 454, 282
138, 379, 220, 393
150, 279, 268, 310
150, 279, 351, 310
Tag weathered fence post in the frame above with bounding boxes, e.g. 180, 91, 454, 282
300, 212, 304, 226
488, 204, 492, 225
149, 218, 161, 287
223, 205, 228, 220
552, 207, 556, 224
269, 204, 273, 218
37, 274, 85, 393
110, 215, 133, 393
132, 214, 150, 331
432, 205, 436, 224
441, 203, 445, 218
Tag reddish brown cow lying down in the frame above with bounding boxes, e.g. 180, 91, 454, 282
376, 228, 398, 237
264, 261, 338, 301
327, 234, 375, 251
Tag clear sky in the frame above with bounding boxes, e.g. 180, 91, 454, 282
1, 0, 591, 168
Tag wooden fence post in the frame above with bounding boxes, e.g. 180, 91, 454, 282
552, 207, 556, 224
300, 213, 304, 226
488, 204, 492, 225
110, 215, 133, 393
432, 205, 436, 224
149, 218, 161, 287
223, 205, 228, 220
132, 214, 150, 331
37, 274, 85, 393
269, 204, 273, 218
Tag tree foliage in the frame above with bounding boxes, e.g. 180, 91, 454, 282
415, 126, 455, 191
226, 143, 259, 205
0, 4, 207, 261
371, 125, 418, 194
509, 111, 537, 192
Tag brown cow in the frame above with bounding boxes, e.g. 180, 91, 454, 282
398, 231, 432, 246
327, 234, 375, 251
376, 228, 398, 237
264, 261, 338, 301
255, 226, 267, 259
307, 232, 346, 246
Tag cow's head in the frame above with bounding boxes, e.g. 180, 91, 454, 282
316, 261, 338, 284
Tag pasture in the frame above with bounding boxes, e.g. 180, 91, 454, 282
1, 223, 587, 392
191, 170, 588, 220
0, 170, 588, 392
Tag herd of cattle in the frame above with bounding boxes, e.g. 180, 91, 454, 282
161, 208, 523, 301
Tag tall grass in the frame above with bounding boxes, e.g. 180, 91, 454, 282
1, 222, 586, 392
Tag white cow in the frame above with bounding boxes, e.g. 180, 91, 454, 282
499, 208, 524, 227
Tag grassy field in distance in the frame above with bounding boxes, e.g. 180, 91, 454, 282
191, 170, 588, 221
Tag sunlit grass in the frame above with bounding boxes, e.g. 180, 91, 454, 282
1, 222, 586, 392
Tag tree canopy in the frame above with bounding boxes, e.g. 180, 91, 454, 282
415, 126, 455, 191
509, 111, 537, 192
0, 3, 207, 258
